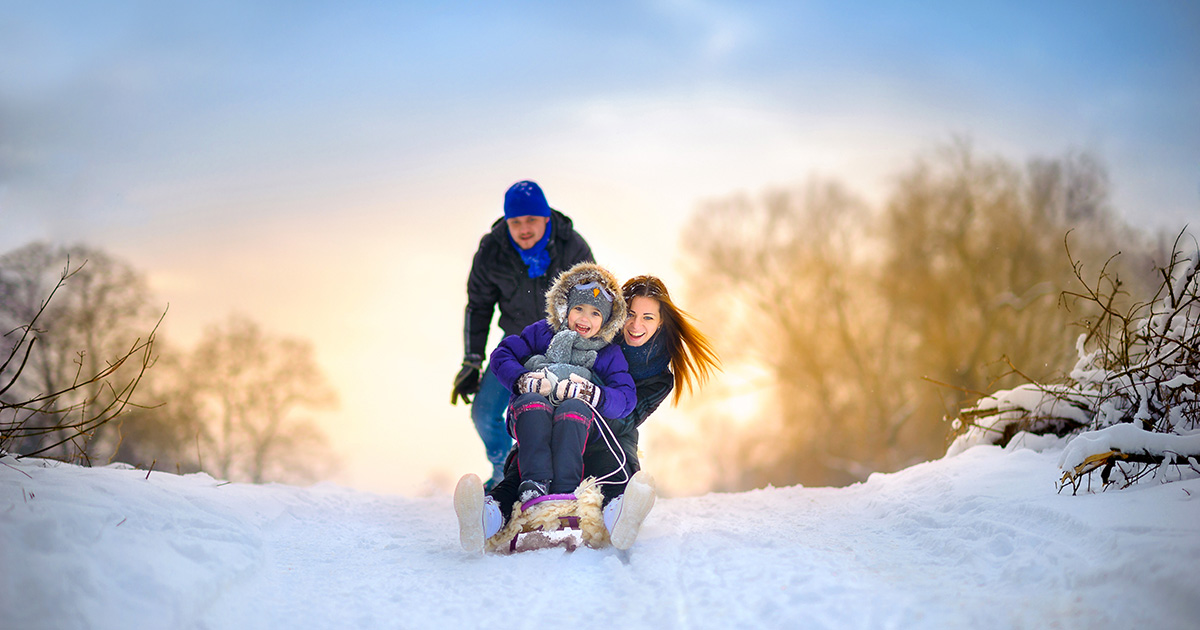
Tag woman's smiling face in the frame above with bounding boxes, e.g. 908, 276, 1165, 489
622, 296, 661, 347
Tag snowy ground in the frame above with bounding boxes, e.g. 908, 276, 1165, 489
2, 444, 1198, 630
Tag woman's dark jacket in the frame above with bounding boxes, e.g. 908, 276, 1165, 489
589, 369, 673, 473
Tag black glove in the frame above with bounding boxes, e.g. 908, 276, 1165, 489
451, 355, 484, 405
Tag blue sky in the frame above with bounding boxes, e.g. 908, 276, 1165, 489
2, 0, 1197, 493
5, 1, 1197, 237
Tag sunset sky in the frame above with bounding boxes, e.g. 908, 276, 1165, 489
3, 1, 1197, 495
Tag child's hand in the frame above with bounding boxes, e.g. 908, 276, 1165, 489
553, 373, 601, 407
517, 370, 555, 397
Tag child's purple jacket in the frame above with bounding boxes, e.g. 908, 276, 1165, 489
490, 320, 637, 420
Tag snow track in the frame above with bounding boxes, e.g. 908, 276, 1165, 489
3, 446, 1198, 629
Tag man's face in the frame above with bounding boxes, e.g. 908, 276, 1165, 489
506, 216, 550, 250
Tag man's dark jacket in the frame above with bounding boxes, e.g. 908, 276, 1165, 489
463, 209, 593, 361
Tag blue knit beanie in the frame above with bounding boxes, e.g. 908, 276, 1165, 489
504, 181, 552, 219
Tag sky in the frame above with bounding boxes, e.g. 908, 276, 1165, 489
2, 1, 1198, 495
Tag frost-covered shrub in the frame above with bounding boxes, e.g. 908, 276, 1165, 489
947, 231, 1199, 491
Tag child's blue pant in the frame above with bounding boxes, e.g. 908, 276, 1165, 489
508, 392, 597, 494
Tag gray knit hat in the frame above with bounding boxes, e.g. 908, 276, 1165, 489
566, 281, 615, 326
544, 262, 627, 343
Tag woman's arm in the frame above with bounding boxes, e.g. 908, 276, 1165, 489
612, 371, 673, 436
592, 345, 637, 420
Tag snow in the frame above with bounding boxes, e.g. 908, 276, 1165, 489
1058, 424, 1200, 470
3, 446, 1199, 629
945, 383, 1091, 457
1164, 373, 1196, 390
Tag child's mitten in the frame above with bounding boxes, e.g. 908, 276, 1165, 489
553, 373, 601, 407
517, 370, 556, 397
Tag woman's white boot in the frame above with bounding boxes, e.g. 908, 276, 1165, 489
454, 474, 484, 552
604, 470, 656, 550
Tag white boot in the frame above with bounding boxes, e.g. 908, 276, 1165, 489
455, 473, 505, 553
482, 497, 503, 539
604, 470, 656, 550
454, 474, 486, 553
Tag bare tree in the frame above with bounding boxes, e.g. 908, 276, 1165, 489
878, 143, 1155, 440
677, 176, 923, 488
0, 243, 163, 461
673, 142, 1160, 490
106, 339, 206, 474
189, 315, 339, 483
1, 257, 159, 462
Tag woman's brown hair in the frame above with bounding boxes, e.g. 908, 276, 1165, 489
621, 275, 721, 405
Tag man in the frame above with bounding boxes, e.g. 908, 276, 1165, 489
451, 180, 594, 489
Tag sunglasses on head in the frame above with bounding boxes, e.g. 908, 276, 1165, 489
624, 276, 665, 298
572, 281, 615, 302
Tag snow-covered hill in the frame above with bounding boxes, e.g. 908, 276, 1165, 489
2, 445, 1198, 630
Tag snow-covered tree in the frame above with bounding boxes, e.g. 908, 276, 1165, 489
948, 230, 1199, 491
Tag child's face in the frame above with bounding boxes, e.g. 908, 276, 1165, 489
567, 304, 604, 339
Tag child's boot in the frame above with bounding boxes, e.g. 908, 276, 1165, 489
517, 478, 550, 503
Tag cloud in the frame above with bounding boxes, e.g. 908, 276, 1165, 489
653, 0, 755, 61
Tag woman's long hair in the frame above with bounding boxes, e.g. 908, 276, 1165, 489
621, 275, 721, 405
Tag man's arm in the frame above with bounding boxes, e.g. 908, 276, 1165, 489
452, 241, 500, 405
463, 241, 500, 359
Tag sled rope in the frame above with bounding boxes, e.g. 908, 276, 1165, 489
581, 399, 630, 488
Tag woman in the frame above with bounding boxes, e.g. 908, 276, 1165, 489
455, 275, 720, 552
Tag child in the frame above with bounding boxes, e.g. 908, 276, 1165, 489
455, 262, 636, 552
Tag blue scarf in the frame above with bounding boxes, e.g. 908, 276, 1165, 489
509, 222, 553, 278
620, 333, 670, 381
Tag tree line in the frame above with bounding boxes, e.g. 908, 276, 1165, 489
664, 140, 1181, 490
0, 243, 338, 483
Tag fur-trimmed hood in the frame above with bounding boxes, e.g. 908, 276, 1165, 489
544, 262, 627, 343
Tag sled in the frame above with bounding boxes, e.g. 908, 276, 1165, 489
485, 479, 609, 553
